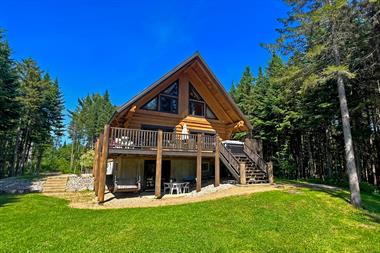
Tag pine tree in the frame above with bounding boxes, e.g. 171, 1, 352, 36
281, 0, 362, 207
0, 30, 19, 176
230, 81, 237, 101
235, 66, 255, 114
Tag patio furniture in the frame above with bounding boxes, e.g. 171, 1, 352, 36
164, 182, 172, 194
164, 182, 187, 194
113, 175, 141, 193
170, 183, 182, 194
182, 182, 190, 193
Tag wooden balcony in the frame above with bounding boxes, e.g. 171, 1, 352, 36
108, 127, 216, 157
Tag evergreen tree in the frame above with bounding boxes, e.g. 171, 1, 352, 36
234, 66, 255, 114
0, 30, 19, 176
68, 91, 115, 172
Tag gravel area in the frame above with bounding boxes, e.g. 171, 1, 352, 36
186, 183, 235, 197
66, 174, 94, 192
56, 183, 277, 209
0, 177, 45, 194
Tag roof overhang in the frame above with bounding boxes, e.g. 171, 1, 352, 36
109, 52, 252, 130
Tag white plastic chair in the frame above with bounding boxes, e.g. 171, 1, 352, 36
164, 183, 172, 194
182, 182, 190, 193
170, 183, 181, 194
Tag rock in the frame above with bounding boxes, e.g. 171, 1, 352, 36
66, 175, 94, 192
186, 183, 234, 198
0, 177, 45, 194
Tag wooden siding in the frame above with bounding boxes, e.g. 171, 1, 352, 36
111, 57, 250, 139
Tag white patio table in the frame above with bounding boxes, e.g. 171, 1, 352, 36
164, 182, 188, 194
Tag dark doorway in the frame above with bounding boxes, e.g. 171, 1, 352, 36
143, 160, 171, 191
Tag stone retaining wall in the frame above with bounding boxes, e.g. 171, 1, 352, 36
0, 177, 45, 194
66, 174, 94, 192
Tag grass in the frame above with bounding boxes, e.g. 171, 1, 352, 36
0, 188, 379, 253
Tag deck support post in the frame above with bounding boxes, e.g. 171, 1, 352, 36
239, 163, 246, 185
98, 125, 110, 203
196, 134, 202, 192
93, 137, 102, 196
267, 161, 274, 184
155, 130, 163, 198
214, 135, 220, 187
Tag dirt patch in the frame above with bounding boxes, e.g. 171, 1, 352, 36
44, 184, 280, 209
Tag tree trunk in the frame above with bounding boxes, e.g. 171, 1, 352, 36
35, 147, 43, 175
70, 137, 76, 172
330, 9, 361, 207
337, 73, 361, 207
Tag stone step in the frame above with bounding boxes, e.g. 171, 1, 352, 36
44, 184, 66, 187
42, 176, 68, 193
43, 189, 66, 193
45, 179, 67, 182
43, 186, 66, 189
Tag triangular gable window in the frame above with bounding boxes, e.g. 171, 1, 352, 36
189, 84, 203, 101
142, 80, 179, 114
188, 83, 217, 119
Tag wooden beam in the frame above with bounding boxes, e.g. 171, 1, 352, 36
124, 105, 137, 128
267, 161, 274, 184
93, 137, 102, 196
95, 134, 104, 196
155, 130, 163, 198
239, 163, 246, 185
98, 125, 110, 203
179, 74, 189, 118
196, 134, 202, 192
214, 135, 220, 187
187, 68, 233, 123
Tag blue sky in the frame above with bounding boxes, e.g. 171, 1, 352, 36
1, 0, 288, 130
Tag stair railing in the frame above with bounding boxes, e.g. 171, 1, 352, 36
243, 143, 268, 175
219, 142, 241, 180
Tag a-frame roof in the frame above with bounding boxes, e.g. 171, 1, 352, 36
109, 52, 252, 130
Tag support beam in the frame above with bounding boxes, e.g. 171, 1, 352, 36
196, 134, 202, 192
155, 130, 163, 198
239, 163, 246, 185
214, 135, 220, 187
95, 135, 104, 196
93, 137, 102, 196
98, 125, 110, 203
267, 161, 274, 184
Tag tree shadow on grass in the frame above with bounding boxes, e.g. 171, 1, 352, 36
0, 194, 20, 208
282, 181, 380, 224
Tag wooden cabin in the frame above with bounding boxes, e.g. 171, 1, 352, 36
93, 52, 271, 203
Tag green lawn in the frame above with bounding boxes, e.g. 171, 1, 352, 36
1, 188, 379, 253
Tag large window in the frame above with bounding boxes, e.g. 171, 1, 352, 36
142, 81, 179, 114
188, 83, 217, 119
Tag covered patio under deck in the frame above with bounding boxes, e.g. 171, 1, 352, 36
93, 126, 223, 203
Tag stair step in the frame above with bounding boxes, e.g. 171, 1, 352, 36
43, 176, 68, 193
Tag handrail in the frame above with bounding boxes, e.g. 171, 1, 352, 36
108, 127, 216, 151
219, 142, 241, 178
109, 127, 158, 149
162, 132, 198, 150
243, 143, 268, 174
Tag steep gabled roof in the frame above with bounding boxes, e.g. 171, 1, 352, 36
109, 52, 252, 130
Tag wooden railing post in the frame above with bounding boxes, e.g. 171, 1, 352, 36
267, 161, 274, 184
214, 135, 220, 187
98, 125, 110, 203
239, 163, 246, 185
155, 130, 163, 198
196, 134, 202, 192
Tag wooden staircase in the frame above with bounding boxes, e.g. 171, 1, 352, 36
43, 175, 68, 193
234, 154, 268, 184
219, 141, 269, 184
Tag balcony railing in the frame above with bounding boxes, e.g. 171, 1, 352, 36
108, 127, 216, 152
